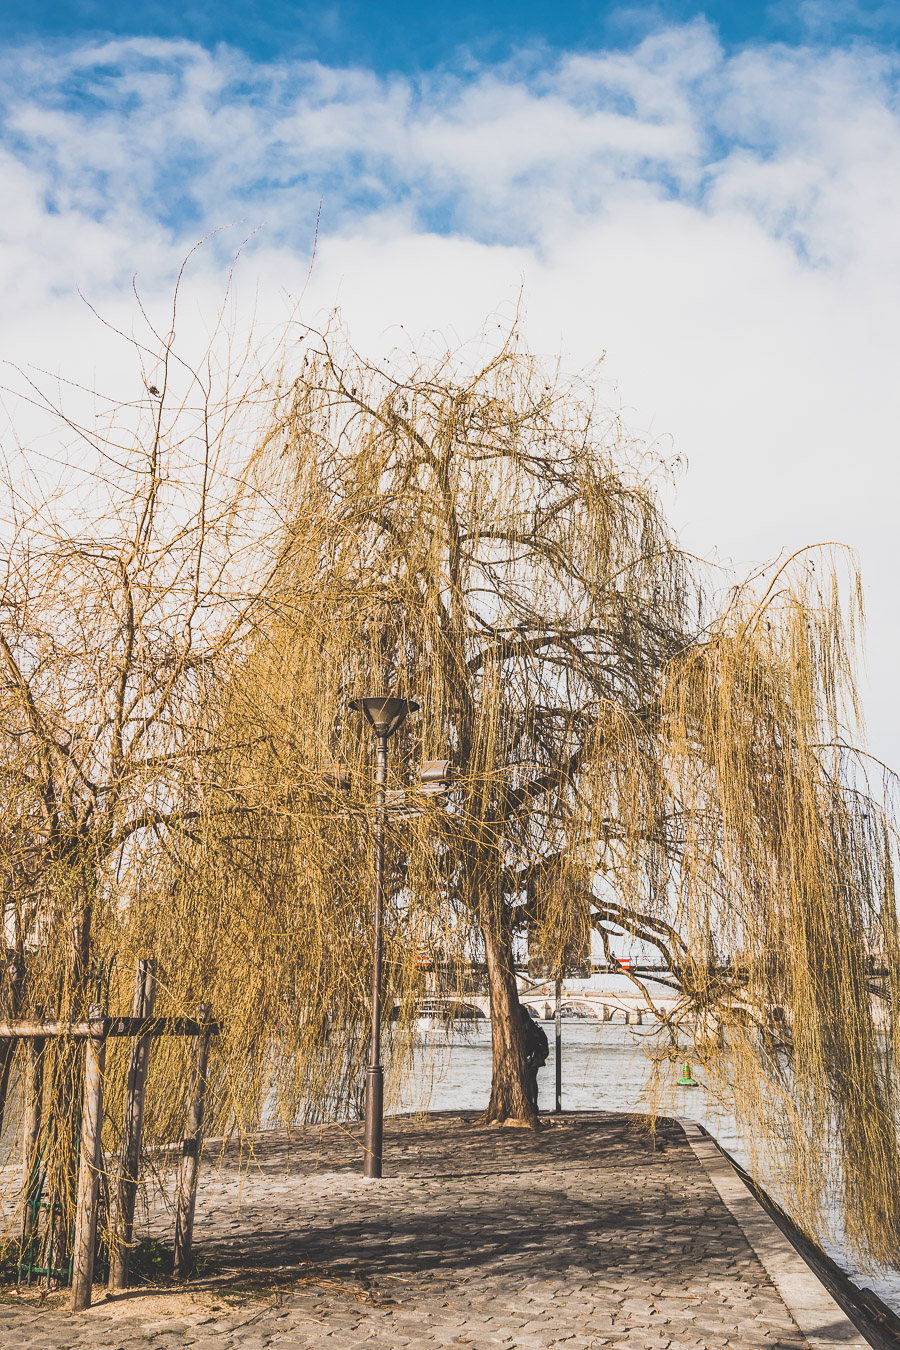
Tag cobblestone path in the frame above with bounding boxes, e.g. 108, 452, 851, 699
1, 1112, 815, 1349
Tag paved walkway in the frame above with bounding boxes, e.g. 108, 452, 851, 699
1, 1112, 830, 1348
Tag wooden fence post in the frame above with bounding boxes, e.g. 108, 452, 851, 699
108, 959, 156, 1291
71, 1006, 107, 1312
21, 1034, 45, 1240
173, 1004, 212, 1279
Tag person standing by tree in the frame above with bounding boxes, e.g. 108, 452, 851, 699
520, 1006, 549, 1112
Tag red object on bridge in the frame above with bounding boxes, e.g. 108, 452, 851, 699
616, 957, 631, 969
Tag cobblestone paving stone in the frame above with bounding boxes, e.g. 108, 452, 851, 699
0, 1112, 813, 1349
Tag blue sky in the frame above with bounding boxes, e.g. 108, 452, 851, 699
5, 0, 900, 68
1, 1, 900, 767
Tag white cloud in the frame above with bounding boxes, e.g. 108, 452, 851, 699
1, 24, 900, 763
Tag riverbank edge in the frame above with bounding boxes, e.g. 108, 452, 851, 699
678, 1116, 899, 1350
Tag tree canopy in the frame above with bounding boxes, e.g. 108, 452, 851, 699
1, 307, 899, 1273
244, 326, 900, 1266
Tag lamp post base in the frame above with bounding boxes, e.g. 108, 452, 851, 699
363, 1065, 384, 1178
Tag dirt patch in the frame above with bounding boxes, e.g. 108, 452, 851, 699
84, 1288, 222, 1321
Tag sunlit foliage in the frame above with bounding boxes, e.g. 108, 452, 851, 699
1, 301, 898, 1275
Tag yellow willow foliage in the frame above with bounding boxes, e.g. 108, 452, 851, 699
0, 292, 364, 1258
0, 303, 477, 1261
652, 576, 900, 1266
1, 308, 898, 1276
213, 325, 900, 1267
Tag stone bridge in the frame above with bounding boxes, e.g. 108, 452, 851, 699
420, 987, 678, 1026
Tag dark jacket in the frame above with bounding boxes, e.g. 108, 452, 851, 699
520, 1006, 549, 1067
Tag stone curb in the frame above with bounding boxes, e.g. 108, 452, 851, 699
678, 1117, 870, 1349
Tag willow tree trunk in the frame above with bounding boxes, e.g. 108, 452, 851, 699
476, 912, 538, 1127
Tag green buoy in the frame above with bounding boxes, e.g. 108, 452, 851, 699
678, 1061, 698, 1087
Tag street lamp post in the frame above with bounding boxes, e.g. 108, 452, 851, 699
350, 695, 418, 1179
555, 972, 562, 1114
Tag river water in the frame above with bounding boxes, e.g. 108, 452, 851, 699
390, 1016, 900, 1318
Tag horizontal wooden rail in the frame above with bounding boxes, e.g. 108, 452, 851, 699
0, 1017, 220, 1039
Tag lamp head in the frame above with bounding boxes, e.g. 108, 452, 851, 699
350, 695, 419, 738
419, 759, 452, 794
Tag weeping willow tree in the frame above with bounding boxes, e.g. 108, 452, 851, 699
235, 323, 900, 1269
0, 283, 372, 1272
0, 290, 285, 1264
2, 294, 900, 1280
